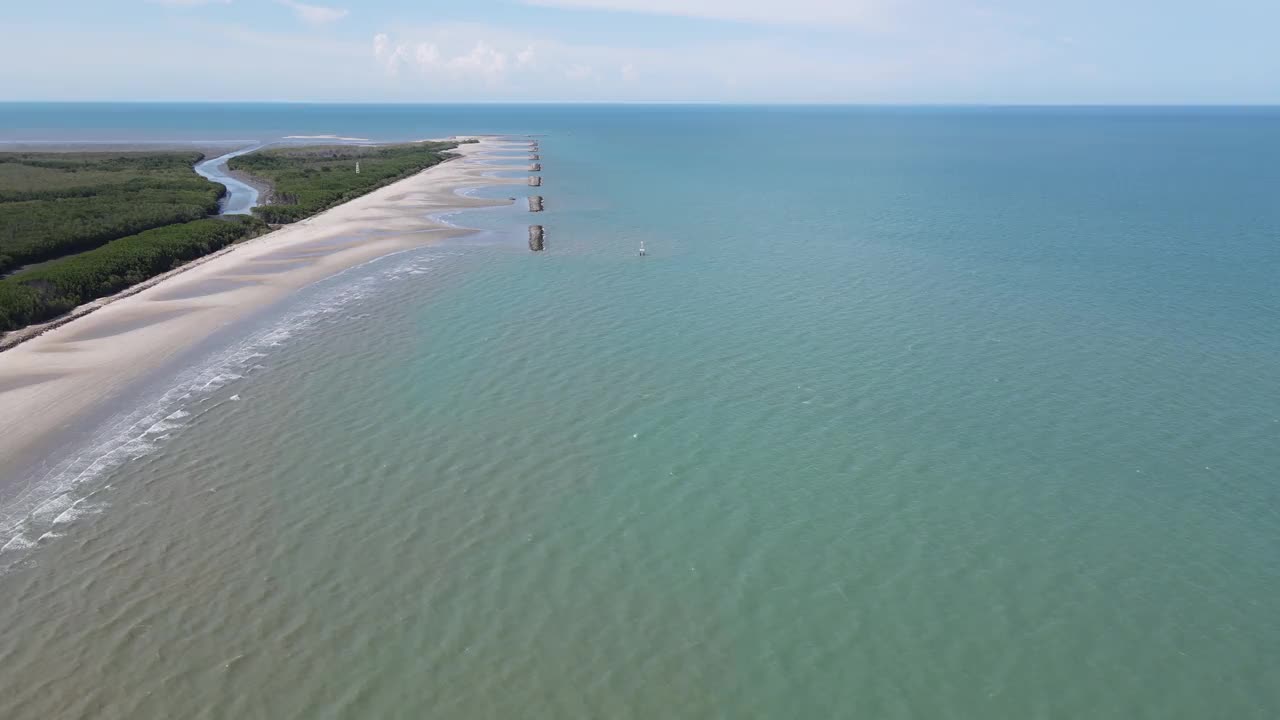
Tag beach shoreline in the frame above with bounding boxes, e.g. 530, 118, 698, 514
0, 136, 529, 497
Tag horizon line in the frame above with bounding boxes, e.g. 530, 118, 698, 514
2, 100, 1279, 108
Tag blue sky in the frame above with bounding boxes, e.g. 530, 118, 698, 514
2, 0, 1277, 103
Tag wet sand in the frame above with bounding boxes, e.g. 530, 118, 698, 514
0, 137, 527, 476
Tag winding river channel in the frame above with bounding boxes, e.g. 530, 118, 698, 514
193, 145, 261, 215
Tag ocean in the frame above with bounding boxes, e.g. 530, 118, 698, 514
1, 104, 1279, 718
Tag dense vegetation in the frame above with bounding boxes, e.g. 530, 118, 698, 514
229, 141, 458, 224
0, 142, 462, 335
0, 216, 264, 332
0, 152, 225, 274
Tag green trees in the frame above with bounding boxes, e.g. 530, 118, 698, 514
0, 282, 38, 334
0, 151, 225, 274
0, 216, 264, 332
230, 142, 457, 224
0, 143, 461, 334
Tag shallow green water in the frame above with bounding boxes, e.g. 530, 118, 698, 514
2, 106, 1279, 718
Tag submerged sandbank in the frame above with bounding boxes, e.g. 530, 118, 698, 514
0, 137, 528, 486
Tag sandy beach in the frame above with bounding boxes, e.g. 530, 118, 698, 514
0, 137, 527, 483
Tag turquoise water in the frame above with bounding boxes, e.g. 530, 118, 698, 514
1, 105, 1280, 718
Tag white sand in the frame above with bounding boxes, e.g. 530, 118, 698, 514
0, 137, 528, 470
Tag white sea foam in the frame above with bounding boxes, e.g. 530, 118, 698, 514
51, 500, 105, 527
0, 535, 35, 553
429, 188, 502, 230
0, 248, 444, 566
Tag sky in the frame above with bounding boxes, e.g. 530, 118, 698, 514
1, 0, 1277, 103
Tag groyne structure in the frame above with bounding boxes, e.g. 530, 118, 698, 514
528, 139, 545, 250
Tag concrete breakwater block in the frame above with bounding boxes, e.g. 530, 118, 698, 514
529, 176, 542, 187
528, 196, 544, 212
529, 163, 542, 172
529, 225, 545, 251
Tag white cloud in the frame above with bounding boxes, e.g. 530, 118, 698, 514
447, 42, 509, 81
357, 14, 1073, 103
277, 0, 348, 24
373, 33, 409, 74
9, 1, 1278, 104
372, 25, 834, 99
564, 63, 594, 81
0, 19, 376, 101
518, 0, 897, 28
373, 30, 527, 84
414, 43, 440, 69
148, 0, 232, 6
